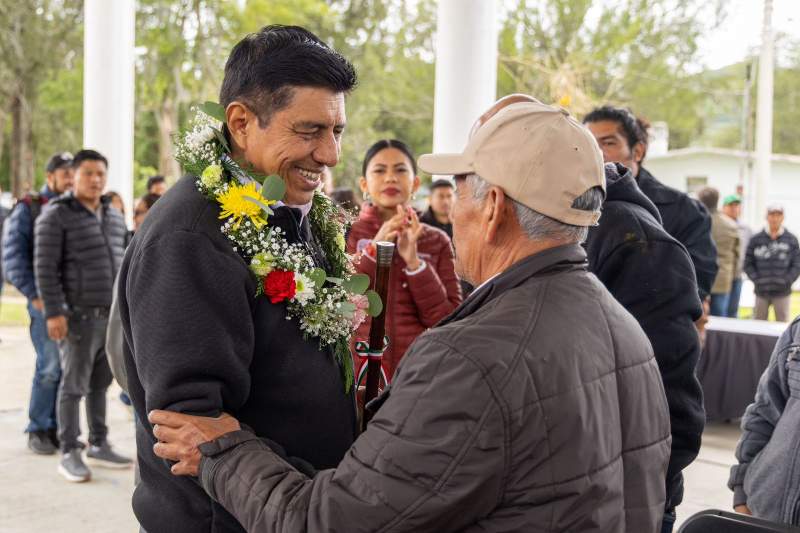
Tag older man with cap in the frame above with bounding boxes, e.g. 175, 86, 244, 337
745, 204, 800, 322
148, 97, 671, 532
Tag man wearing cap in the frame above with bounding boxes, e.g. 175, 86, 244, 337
722, 194, 752, 318
147, 98, 671, 532
744, 205, 800, 322
2, 152, 74, 455
698, 187, 740, 317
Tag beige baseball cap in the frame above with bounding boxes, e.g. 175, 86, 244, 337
418, 98, 606, 226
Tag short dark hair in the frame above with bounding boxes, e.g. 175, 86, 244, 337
135, 193, 161, 214
429, 178, 454, 192
697, 187, 720, 211
220, 25, 357, 127
147, 175, 166, 192
72, 149, 108, 169
583, 106, 649, 160
362, 139, 417, 176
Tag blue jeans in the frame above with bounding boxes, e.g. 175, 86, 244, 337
661, 508, 676, 533
25, 302, 62, 433
727, 277, 743, 318
710, 293, 731, 317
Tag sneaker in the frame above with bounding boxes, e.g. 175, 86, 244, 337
58, 449, 91, 482
47, 428, 60, 450
28, 431, 57, 455
85, 442, 133, 469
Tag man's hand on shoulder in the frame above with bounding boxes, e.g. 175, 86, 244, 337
46, 315, 67, 341
150, 410, 241, 476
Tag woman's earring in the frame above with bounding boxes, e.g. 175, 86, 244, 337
363, 191, 371, 203
411, 192, 417, 201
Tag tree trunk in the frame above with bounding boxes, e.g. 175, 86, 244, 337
156, 98, 181, 181
9, 93, 34, 198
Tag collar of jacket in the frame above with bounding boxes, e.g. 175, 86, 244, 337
356, 202, 385, 231
439, 243, 589, 326
39, 184, 57, 200
55, 191, 112, 213
636, 167, 679, 205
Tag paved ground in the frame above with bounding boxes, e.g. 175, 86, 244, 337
0, 321, 743, 532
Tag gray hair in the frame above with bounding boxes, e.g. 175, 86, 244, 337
466, 174, 603, 243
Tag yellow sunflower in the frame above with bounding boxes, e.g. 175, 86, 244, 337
216, 182, 274, 229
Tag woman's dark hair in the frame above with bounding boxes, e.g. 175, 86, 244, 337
135, 193, 161, 215
220, 25, 357, 127
361, 139, 417, 176
330, 187, 360, 212
105, 191, 124, 215
583, 105, 649, 161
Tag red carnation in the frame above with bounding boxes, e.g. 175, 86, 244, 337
263, 270, 296, 304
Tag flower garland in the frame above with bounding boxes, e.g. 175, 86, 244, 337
174, 102, 381, 393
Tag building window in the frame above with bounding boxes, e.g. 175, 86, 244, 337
686, 176, 708, 194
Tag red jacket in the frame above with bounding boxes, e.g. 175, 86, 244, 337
348, 204, 462, 380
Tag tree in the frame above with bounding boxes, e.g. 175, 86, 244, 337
0, 0, 82, 195
497, 0, 727, 149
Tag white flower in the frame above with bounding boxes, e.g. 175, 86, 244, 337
293, 272, 315, 306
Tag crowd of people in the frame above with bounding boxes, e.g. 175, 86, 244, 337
1, 152, 164, 475
5, 23, 800, 533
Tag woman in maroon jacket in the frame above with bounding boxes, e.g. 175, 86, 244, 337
348, 140, 462, 382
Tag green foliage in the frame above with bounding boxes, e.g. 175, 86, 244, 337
6, 0, 800, 203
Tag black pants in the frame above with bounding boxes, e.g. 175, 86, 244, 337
56, 312, 113, 452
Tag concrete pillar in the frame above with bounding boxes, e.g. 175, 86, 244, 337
753, 0, 774, 229
432, 0, 498, 154
83, 0, 135, 224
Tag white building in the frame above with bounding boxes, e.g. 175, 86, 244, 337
645, 147, 800, 233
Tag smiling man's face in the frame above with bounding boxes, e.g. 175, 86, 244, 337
239, 86, 346, 205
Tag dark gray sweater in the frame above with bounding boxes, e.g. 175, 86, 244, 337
118, 175, 357, 533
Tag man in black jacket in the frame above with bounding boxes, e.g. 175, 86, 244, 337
584, 106, 718, 301
745, 204, 800, 322
585, 163, 705, 532
118, 26, 359, 533
419, 178, 454, 237
34, 149, 131, 482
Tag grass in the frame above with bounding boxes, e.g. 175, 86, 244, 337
0, 299, 30, 327
737, 291, 800, 322
0, 289, 798, 328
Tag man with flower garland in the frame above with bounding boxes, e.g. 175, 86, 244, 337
148, 98, 672, 532
117, 25, 359, 533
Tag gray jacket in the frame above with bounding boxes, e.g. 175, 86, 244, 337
34, 194, 127, 318
196, 244, 671, 532
729, 317, 800, 524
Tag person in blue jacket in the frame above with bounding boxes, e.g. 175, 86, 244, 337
2, 152, 74, 454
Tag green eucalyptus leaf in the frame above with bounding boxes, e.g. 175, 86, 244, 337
338, 301, 356, 317
260, 175, 286, 202
308, 268, 327, 289
366, 289, 383, 317
342, 273, 370, 295
242, 195, 275, 217
325, 277, 343, 284
199, 101, 226, 123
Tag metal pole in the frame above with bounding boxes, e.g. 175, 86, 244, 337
432, 0, 498, 153
753, 0, 774, 230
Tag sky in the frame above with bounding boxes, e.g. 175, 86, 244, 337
699, 0, 800, 70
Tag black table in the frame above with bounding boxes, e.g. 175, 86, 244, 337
697, 317, 786, 421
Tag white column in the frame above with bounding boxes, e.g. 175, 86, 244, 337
432, 0, 498, 154
753, 0, 774, 230
83, 0, 136, 224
